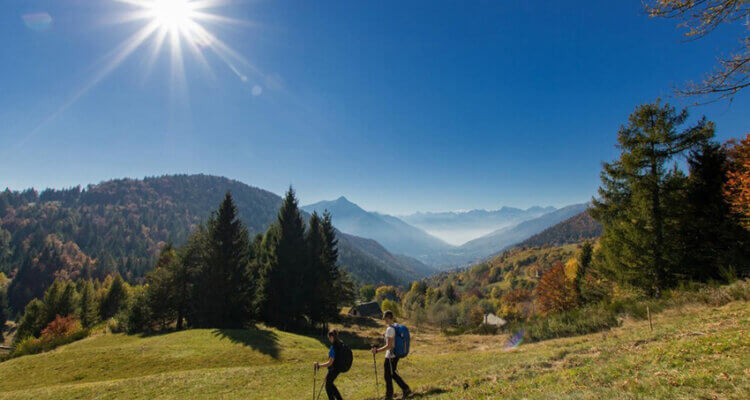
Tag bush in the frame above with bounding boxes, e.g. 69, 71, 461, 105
381, 299, 401, 317
41, 315, 82, 340
10, 315, 89, 358
510, 306, 619, 343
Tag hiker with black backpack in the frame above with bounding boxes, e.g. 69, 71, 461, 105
314, 329, 352, 400
372, 310, 411, 399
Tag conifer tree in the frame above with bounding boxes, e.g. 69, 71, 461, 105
305, 212, 326, 324
256, 187, 308, 329
146, 244, 178, 329
15, 299, 47, 341
681, 143, 750, 280
100, 274, 128, 320
591, 101, 713, 294
193, 192, 252, 328
78, 280, 99, 328
44, 280, 79, 322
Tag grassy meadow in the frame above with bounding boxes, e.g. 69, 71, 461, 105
0, 292, 747, 399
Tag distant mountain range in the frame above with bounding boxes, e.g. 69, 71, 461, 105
418, 203, 590, 268
302, 197, 453, 260
401, 206, 556, 245
303, 197, 590, 270
514, 210, 602, 249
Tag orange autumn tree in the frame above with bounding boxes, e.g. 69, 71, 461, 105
535, 262, 578, 315
724, 134, 750, 229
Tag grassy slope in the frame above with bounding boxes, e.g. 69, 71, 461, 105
0, 300, 747, 400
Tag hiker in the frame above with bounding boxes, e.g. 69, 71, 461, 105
314, 329, 345, 400
372, 310, 411, 399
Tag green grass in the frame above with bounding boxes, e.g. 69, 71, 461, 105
0, 299, 747, 399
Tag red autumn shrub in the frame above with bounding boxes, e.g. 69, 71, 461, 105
41, 315, 83, 341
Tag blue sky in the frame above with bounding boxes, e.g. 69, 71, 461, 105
0, 0, 747, 214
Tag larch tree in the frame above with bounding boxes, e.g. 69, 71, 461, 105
78, 280, 99, 328
591, 101, 713, 294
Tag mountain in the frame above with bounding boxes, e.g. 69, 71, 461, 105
0, 175, 431, 311
401, 206, 556, 246
515, 211, 602, 249
302, 197, 453, 260
420, 203, 589, 269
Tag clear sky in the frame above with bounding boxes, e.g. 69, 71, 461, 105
1, 0, 747, 215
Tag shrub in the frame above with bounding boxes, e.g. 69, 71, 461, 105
375, 286, 399, 303
381, 299, 401, 318
359, 285, 376, 302
510, 306, 620, 343
10, 315, 88, 358
41, 315, 82, 340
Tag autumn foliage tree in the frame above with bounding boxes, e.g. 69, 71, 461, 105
535, 262, 578, 316
724, 134, 750, 229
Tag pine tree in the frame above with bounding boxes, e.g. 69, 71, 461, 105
44, 280, 79, 322
78, 280, 99, 328
193, 192, 252, 328
256, 187, 308, 329
100, 274, 128, 320
591, 101, 713, 294
146, 244, 178, 330
305, 212, 326, 325
15, 298, 47, 341
681, 143, 750, 280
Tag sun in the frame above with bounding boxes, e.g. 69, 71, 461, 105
147, 0, 196, 31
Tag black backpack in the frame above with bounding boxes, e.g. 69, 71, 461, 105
334, 341, 353, 372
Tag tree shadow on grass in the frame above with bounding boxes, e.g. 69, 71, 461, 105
212, 326, 280, 359
309, 329, 379, 351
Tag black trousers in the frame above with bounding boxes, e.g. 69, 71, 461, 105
326, 368, 343, 400
384, 357, 410, 398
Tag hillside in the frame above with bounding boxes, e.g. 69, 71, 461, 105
401, 206, 556, 246
302, 197, 453, 261
515, 210, 602, 248
0, 175, 430, 312
0, 293, 746, 399
427, 244, 580, 298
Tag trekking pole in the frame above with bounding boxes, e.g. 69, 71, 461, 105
315, 378, 326, 400
313, 365, 316, 400
372, 350, 379, 398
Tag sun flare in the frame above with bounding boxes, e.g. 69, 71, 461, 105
147, 0, 196, 31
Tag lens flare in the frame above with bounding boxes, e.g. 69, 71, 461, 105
22, 13, 53, 31
504, 330, 524, 350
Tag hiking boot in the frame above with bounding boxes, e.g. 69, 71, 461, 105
401, 389, 412, 398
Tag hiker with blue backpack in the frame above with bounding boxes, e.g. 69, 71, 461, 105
372, 310, 411, 399
314, 329, 352, 400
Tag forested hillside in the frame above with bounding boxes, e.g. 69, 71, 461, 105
515, 210, 602, 248
0, 175, 429, 312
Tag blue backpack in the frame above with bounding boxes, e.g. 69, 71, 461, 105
392, 324, 410, 358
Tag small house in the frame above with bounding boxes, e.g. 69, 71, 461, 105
348, 301, 382, 318
483, 313, 507, 327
